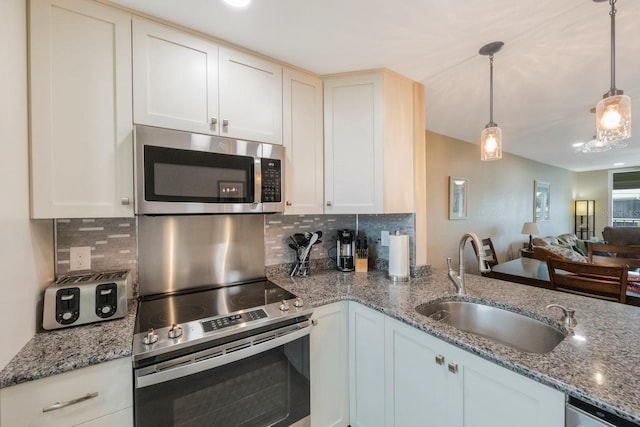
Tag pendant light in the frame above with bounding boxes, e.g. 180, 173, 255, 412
479, 41, 504, 161
594, 0, 631, 143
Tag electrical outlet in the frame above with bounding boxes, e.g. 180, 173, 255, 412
69, 246, 92, 271
381, 231, 390, 247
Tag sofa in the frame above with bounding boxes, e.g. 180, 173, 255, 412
602, 226, 640, 246
531, 233, 589, 263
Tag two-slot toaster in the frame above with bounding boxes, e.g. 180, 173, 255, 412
42, 270, 130, 330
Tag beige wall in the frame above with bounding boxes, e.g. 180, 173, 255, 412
425, 131, 576, 272
0, 0, 53, 368
575, 170, 609, 239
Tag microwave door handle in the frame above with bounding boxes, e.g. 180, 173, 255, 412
254, 157, 261, 205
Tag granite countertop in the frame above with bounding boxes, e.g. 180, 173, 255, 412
2, 268, 638, 423
0, 299, 137, 389
268, 268, 640, 424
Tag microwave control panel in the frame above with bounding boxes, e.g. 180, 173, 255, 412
261, 158, 282, 203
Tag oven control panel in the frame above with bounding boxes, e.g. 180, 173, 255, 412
201, 309, 268, 333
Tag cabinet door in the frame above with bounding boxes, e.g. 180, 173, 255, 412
454, 347, 564, 427
349, 302, 385, 427
283, 68, 324, 214
0, 357, 133, 427
219, 47, 283, 144
132, 17, 219, 135
29, 0, 133, 218
324, 74, 383, 214
384, 317, 456, 427
310, 302, 349, 427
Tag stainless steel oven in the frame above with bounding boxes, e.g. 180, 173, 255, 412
134, 125, 284, 215
134, 300, 311, 427
133, 215, 312, 427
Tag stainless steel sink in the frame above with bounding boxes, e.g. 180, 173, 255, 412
415, 300, 566, 354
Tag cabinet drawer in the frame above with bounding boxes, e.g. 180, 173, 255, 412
1, 357, 133, 427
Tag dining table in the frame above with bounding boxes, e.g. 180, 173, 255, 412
489, 257, 640, 306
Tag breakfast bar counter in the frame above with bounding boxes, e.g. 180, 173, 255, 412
269, 268, 640, 424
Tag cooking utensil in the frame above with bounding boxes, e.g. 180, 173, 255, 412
300, 232, 319, 263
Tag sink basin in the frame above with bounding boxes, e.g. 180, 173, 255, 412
415, 300, 566, 354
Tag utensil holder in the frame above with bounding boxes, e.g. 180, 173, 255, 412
291, 259, 310, 277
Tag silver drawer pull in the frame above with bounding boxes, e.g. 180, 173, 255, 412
121, 197, 130, 205
42, 392, 99, 413
435, 354, 445, 365
448, 363, 458, 374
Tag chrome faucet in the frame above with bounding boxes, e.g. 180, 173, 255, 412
546, 304, 577, 327
447, 232, 492, 295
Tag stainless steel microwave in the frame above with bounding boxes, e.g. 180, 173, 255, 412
134, 126, 284, 214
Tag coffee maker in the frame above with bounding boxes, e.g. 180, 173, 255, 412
336, 229, 355, 271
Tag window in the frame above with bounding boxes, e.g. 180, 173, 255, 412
609, 168, 640, 227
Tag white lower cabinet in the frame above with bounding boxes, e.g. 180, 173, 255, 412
349, 303, 385, 427
310, 302, 350, 427
0, 357, 133, 427
384, 315, 454, 427
348, 303, 565, 427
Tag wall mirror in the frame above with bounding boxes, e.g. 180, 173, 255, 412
449, 176, 468, 220
534, 180, 550, 222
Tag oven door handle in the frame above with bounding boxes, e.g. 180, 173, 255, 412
135, 321, 311, 388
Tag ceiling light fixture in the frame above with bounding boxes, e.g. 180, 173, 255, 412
594, 0, 631, 144
223, 0, 251, 7
479, 41, 504, 161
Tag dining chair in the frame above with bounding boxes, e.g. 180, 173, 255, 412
588, 243, 640, 270
546, 258, 628, 303
471, 238, 498, 274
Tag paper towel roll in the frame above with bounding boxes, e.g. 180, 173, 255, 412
389, 234, 410, 281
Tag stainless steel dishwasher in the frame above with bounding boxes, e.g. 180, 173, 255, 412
566, 396, 639, 427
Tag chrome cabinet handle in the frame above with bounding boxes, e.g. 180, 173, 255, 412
326, 201, 332, 207
435, 354, 445, 365
311, 319, 318, 326
286, 201, 292, 206
448, 362, 458, 374
121, 197, 130, 205
210, 118, 218, 125
222, 119, 229, 128
42, 392, 99, 413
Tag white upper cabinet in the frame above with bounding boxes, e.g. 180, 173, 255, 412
282, 68, 324, 214
29, 0, 133, 218
323, 70, 418, 214
219, 47, 283, 145
133, 18, 282, 145
132, 17, 219, 135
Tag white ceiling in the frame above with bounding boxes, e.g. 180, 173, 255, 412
109, 0, 640, 172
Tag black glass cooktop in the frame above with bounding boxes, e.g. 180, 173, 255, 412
135, 280, 295, 333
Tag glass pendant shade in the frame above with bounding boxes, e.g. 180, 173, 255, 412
596, 94, 631, 142
480, 126, 502, 161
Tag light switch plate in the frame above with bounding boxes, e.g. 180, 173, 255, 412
381, 231, 390, 247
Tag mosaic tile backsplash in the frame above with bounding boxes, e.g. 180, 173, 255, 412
54, 213, 418, 285
55, 218, 137, 284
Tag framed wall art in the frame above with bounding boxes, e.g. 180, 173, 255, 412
449, 176, 468, 220
534, 180, 550, 222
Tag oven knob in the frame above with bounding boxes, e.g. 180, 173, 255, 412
101, 306, 111, 314
142, 328, 158, 345
62, 312, 73, 321
168, 324, 183, 339
293, 297, 304, 308
279, 300, 290, 311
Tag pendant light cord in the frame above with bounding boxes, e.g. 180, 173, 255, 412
488, 54, 495, 127
609, 0, 617, 94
